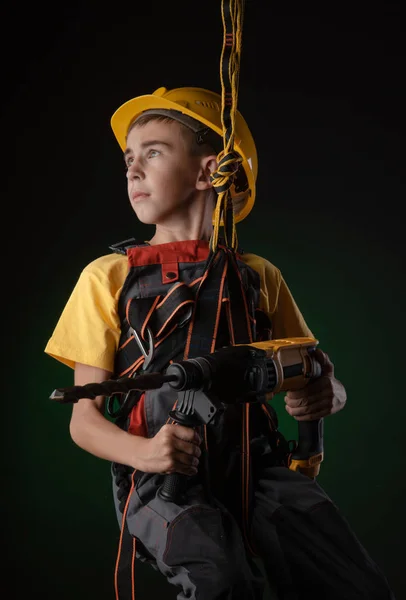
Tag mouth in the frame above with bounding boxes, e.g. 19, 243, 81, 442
132, 191, 150, 202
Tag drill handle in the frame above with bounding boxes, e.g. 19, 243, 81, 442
289, 418, 324, 478
281, 351, 324, 478
157, 389, 218, 504
294, 418, 324, 457
157, 408, 199, 504
158, 471, 187, 503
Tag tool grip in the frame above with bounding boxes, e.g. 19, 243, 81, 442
290, 419, 324, 478
157, 405, 203, 503
158, 472, 186, 503
294, 419, 324, 458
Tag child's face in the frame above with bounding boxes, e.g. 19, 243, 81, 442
124, 119, 209, 226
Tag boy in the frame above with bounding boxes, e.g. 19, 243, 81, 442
45, 86, 394, 599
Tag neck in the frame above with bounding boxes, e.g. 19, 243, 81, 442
148, 194, 214, 246
149, 224, 213, 246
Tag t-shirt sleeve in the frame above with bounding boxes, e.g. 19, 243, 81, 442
270, 274, 314, 339
242, 253, 314, 340
44, 254, 127, 372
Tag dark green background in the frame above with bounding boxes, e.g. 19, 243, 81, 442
3, 2, 405, 598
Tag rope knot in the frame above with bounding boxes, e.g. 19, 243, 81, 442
210, 150, 243, 194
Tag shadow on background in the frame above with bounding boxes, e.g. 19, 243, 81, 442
2, 1, 405, 598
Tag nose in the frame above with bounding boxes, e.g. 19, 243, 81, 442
126, 157, 144, 181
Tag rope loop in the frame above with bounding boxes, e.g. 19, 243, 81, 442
210, 0, 245, 254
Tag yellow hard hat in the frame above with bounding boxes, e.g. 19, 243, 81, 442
110, 86, 257, 222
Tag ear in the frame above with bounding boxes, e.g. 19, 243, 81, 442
195, 155, 218, 191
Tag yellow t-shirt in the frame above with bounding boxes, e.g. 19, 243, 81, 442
44, 251, 312, 372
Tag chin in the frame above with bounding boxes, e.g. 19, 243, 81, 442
134, 206, 174, 226
138, 217, 156, 226
135, 215, 158, 226
132, 207, 158, 225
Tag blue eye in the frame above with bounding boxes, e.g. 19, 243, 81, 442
148, 149, 160, 158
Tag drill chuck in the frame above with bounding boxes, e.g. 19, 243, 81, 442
166, 345, 278, 402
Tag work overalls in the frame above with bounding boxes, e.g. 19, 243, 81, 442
109, 239, 394, 600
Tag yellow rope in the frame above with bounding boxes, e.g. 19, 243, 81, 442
210, 0, 245, 253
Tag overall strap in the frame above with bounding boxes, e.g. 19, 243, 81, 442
183, 248, 229, 359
